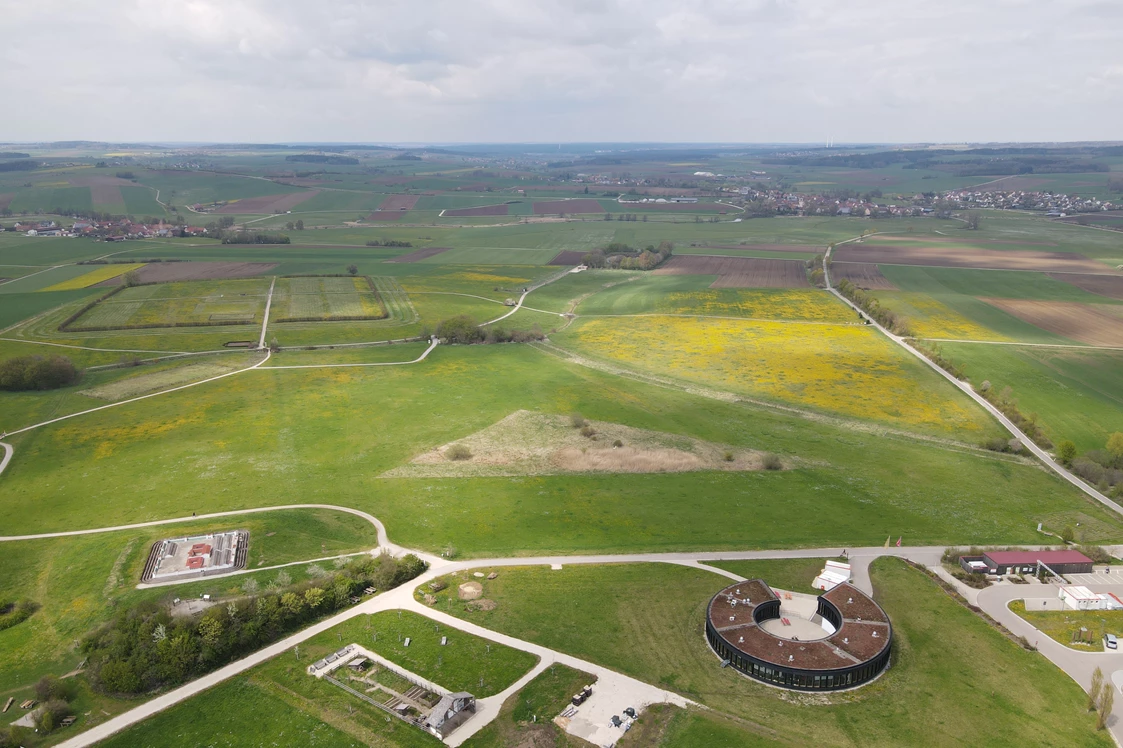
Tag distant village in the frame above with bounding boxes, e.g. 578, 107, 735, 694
3, 218, 207, 240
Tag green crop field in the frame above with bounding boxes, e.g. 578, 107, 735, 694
425, 559, 1109, 747
938, 342, 1123, 452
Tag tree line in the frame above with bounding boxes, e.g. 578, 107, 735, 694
434, 315, 545, 345
83, 553, 426, 696
0, 355, 81, 391
582, 240, 673, 270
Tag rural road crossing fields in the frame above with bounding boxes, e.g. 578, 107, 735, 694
0, 441, 11, 477
823, 238, 1123, 518
258, 337, 438, 369
258, 275, 276, 349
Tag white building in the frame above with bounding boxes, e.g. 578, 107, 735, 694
1059, 585, 1123, 611
813, 560, 852, 592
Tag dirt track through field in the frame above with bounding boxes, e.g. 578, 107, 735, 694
836, 243, 1113, 273
385, 247, 451, 263
1048, 273, 1123, 300
981, 299, 1123, 347
215, 191, 318, 214
655, 255, 809, 288
532, 199, 604, 214
94, 262, 278, 286
830, 262, 897, 290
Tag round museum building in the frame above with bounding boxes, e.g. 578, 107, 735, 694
705, 579, 892, 691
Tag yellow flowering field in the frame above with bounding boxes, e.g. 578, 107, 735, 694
40, 263, 145, 291
563, 316, 995, 435
873, 292, 1007, 340
658, 288, 856, 322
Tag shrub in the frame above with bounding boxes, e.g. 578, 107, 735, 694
580, 425, 597, 438
0, 600, 38, 631
35, 676, 72, 703
613, 439, 624, 448
569, 412, 586, 428
1057, 440, 1078, 466
447, 444, 472, 461
723, 450, 734, 462
761, 453, 783, 470
0, 355, 81, 391
436, 315, 484, 345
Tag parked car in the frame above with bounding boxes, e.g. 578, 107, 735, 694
1105, 633, 1117, 650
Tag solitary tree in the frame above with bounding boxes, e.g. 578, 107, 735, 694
1091, 667, 1106, 711
295, 219, 304, 230
965, 211, 982, 230
347, 264, 358, 276
1107, 432, 1123, 459
1098, 682, 1114, 730
1057, 440, 1078, 466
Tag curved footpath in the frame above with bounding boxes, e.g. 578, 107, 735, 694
823, 239, 1123, 517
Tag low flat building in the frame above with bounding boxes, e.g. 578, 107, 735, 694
960, 550, 1094, 576
1059, 585, 1123, 611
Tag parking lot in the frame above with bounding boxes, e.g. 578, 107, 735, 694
1065, 569, 1123, 587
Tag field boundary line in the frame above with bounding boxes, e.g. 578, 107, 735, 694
0, 264, 66, 288
824, 238, 1123, 516
407, 291, 505, 304
479, 267, 572, 327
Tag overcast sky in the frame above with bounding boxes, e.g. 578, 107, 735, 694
2, 0, 1121, 144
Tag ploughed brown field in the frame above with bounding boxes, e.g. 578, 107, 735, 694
872, 234, 1059, 247
835, 243, 1113, 273
547, 250, 587, 266
831, 262, 897, 290
215, 191, 319, 214
700, 244, 821, 253
620, 201, 726, 212
531, 199, 604, 214
369, 193, 420, 221
0, 194, 13, 211
94, 262, 278, 286
443, 203, 510, 217
1048, 273, 1123, 300
655, 255, 809, 288
68, 176, 134, 206
982, 298, 1123, 347
385, 247, 451, 263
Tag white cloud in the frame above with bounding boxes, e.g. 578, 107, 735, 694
0, 0, 1120, 142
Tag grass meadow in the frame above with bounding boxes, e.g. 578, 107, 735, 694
2, 344, 1118, 556
556, 315, 999, 437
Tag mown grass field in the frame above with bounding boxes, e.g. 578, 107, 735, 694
556, 315, 999, 437
427, 559, 1110, 747
938, 342, 1123, 452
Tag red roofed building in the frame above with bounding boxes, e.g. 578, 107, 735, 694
974, 550, 1093, 575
